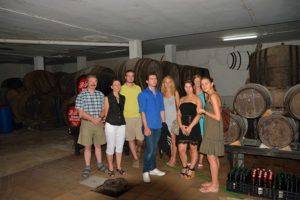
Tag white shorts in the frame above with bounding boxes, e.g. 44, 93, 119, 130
105, 123, 126, 155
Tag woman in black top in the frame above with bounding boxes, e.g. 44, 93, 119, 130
103, 79, 126, 177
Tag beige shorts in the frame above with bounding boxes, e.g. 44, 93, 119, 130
78, 120, 106, 146
125, 117, 144, 141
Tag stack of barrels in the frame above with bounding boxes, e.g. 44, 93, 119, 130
2, 66, 115, 129
2, 58, 209, 129
115, 58, 210, 95
233, 44, 300, 149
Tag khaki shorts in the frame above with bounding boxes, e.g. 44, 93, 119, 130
78, 120, 106, 146
125, 117, 144, 141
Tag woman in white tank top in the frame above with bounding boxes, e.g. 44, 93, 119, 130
161, 76, 180, 167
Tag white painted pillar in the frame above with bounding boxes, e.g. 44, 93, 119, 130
33, 56, 44, 70
77, 56, 87, 71
165, 44, 176, 62
129, 40, 142, 59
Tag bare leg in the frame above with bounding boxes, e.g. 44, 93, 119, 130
94, 144, 102, 163
199, 153, 204, 166
128, 140, 138, 160
178, 144, 188, 167
136, 140, 143, 158
189, 144, 198, 169
200, 155, 219, 191
167, 133, 177, 166
106, 154, 114, 171
84, 145, 92, 166
116, 152, 122, 170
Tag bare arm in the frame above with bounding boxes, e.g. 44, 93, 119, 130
78, 109, 94, 121
160, 110, 166, 123
204, 94, 222, 121
175, 91, 180, 110
102, 97, 109, 118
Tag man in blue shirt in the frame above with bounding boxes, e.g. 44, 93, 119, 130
138, 72, 166, 183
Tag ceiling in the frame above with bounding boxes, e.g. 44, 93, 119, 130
0, 0, 300, 64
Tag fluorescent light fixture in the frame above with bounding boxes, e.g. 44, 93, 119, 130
222, 34, 257, 41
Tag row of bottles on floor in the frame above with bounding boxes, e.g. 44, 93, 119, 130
227, 166, 300, 199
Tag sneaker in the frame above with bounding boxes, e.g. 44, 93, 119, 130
143, 172, 151, 183
149, 168, 166, 176
132, 159, 139, 168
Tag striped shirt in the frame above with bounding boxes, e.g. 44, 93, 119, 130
75, 90, 104, 118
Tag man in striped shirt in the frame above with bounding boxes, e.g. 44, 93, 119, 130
75, 75, 107, 178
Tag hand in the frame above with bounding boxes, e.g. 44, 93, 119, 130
185, 126, 192, 135
144, 127, 151, 136
180, 125, 188, 135
197, 108, 205, 114
91, 118, 101, 125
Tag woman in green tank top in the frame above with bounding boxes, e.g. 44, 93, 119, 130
198, 77, 224, 193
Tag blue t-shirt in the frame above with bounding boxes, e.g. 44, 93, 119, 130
138, 87, 165, 129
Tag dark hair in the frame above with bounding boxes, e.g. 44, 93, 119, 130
125, 70, 135, 75
184, 80, 194, 87
147, 72, 157, 80
111, 79, 121, 86
193, 74, 202, 82
201, 76, 216, 91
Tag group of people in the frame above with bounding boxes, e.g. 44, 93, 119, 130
75, 69, 224, 193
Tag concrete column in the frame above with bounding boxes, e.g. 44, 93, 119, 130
77, 56, 87, 71
129, 40, 142, 59
165, 44, 176, 62
33, 56, 44, 70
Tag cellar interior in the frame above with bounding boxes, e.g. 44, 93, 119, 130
0, 1, 300, 200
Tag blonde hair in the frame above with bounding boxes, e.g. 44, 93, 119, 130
161, 76, 177, 96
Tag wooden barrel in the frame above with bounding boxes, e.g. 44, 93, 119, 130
76, 66, 115, 96
135, 58, 163, 89
258, 112, 298, 148
55, 72, 76, 96
5, 88, 29, 123
114, 58, 140, 84
284, 84, 300, 119
233, 83, 272, 118
177, 65, 210, 95
23, 70, 59, 94
1, 78, 23, 90
249, 45, 300, 88
62, 96, 76, 126
224, 113, 248, 144
160, 61, 180, 89
267, 87, 287, 109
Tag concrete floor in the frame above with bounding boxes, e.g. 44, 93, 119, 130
0, 128, 262, 200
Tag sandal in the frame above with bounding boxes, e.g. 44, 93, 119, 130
184, 167, 195, 179
199, 186, 219, 193
180, 166, 188, 178
97, 163, 108, 173
107, 170, 115, 177
116, 168, 126, 175
197, 163, 204, 169
81, 167, 91, 178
